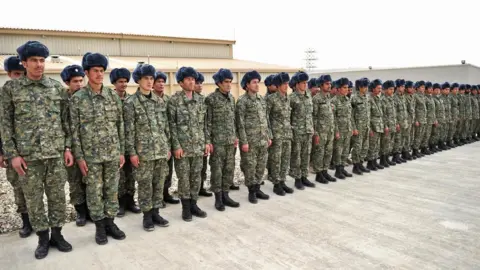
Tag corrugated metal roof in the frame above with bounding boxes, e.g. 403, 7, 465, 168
309, 63, 480, 74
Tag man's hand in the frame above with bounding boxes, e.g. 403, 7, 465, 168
396, 124, 400, 132
0, 155, 7, 168
384, 127, 389, 135
167, 151, 171, 160
434, 121, 439, 127
77, 159, 89, 177
268, 139, 272, 147
314, 135, 320, 145
370, 131, 374, 137
64, 150, 74, 167
12, 156, 27, 176
335, 132, 340, 140
415, 121, 420, 127
241, 144, 249, 153
207, 144, 214, 154
353, 129, 359, 136
130, 155, 140, 168
120, 155, 125, 169
174, 148, 184, 159
234, 139, 239, 148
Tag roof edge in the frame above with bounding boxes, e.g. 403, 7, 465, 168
310, 63, 480, 74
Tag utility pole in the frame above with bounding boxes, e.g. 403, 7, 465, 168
304, 48, 317, 72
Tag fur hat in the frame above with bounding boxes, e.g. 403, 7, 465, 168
272, 72, 290, 87
383, 80, 395, 89
433, 83, 441, 89
335, 77, 349, 88
132, 64, 156, 84
425, 81, 433, 89
451, 83, 459, 88
264, 74, 275, 87
395, 79, 406, 87
196, 72, 204, 84
308, 78, 318, 89
110, 68, 131, 84
289, 74, 297, 89
293, 71, 309, 83
154, 71, 167, 83
471, 85, 478, 91
348, 80, 353, 88
465, 84, 472, 90
355, 78, 369, 89
369, 79, 383, 91
61, 65, 85, 83
241, 70, 261, 90
16, 41, 49, 61
414, 81, 426, 88
459, 84, 466, 91
3, 56, 25, 72
318, 74, 332, 85
405, 80, 414, 88
82, 52, 108, 71
213, 68, 233, 85
176, 66, 198, 83
441, 82, 451, 89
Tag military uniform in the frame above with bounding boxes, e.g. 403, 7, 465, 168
471, 94, 479, 137
423, 93, 436, 153
405, 93, 416, 156
413, 92, 427, 156
464, 93, 473, 140
367, 94, 384, 169
457, 92, 466, 141
394, 92, 409, 160
331, 94, 353, 177
433, 94, 446, 148
449, 93, 459, 145
442, 93, 452, 146
380, 94, 396, 165
351, 93, 370, 168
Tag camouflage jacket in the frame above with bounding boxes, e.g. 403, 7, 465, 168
434, 95, 446, 123
266, 92, 292, 140
205, 88, 237, 145
471, 95, 480, 119
124, 90, 170, 161
313, 92, 335, 136
394, 93, 409, 129
1, 75, 71, 161
449, 94, 459, 121
405, 94, 416, 125
441, 95, 451, 123
115, 91, 130, 104
414, 93, 427, 124
235, 92, 271, 147
167, 90, 206, 157
457, 94, 465, 120
351, 93, 370, 131
381, 95, 396, 131
289, 90, 314, 136
369, 95, 384, 133
331, 95, 353, 133
425, 94, 437, 125
465, 95, 473, 120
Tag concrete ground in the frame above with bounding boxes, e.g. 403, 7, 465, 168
1, 143, 480, 270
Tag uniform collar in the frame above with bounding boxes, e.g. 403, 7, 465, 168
20, 74, 52, 87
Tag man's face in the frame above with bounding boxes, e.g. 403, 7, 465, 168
278, 82, 288, 94
473, 90, 478, 95
434, 88, 441, 95
22, 56, 45, 78
247, 79, 260, 94
460, 90, 465, 95
218, 79, 232, 93
67, 76, 84, 92
338, 85, 348, 96
114, 78, 129, 92
452, 87, 458, 94
442, 88, 450, 95
372, 85, 382, 96
8, 70, 24, 79
426, 87, 433, 95
418, 86, 425, 93
296, 81, 307, 92
359, 86, 368, 95
330, 87, 337, 95
321, 81, 331, 93
406, 87, 414, 94
194, 82, 203, 94
179, 76, 195, 92
310, 86, 320, 96
386, 87, 394, 96
86, 67, 105, 85
397, 85, 405, 94
267, 85, 277, 93
139, 76, 154, 91
153, 78, 165, 95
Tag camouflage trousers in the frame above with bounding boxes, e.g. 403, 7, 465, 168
19, 158, 67, 232
351, 127, 369, 163
289, 134, 312, 179
367, 131, 382, 160
67, 163, 86, 205
210, 144, 235, 193
394, 126, 408, 153
175, 156, 203, 200
201, 156, 208, 183
133, 159, 167, 212
380, 131, 395, 155
422, 124, 433, 148
463, 120, 471, 138
333, 131, 352, 166
430, 123, 442, 145
6, 165, 27, 213
85, 161, 120, 221
311, 130, 334, 172
118, 156, 135, 198
413, 124, 426, 150
409, 124, 416, 150
164, 157, 174, 198
401, 125, 413, 152
449, 121, 457, 141
457, 120, 465, 139
268, 139, 291, 184
240, 143, 268, 186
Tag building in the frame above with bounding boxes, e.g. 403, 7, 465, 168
309, 64, 480, 85
0, 27, 299, 98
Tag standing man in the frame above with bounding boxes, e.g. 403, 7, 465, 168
449, 83, 460, 147
1, 56, 33, 237
70, 52, 126, 245
457, 85, 466, 145
2, 41, 73, 259
393, 79, 408, 163
470, 86, 479, 139
440, 83, 452, 150
432, 83, 446, 151
308, 78, 320, 97
168, 67, 209, 221
289, 71, 315, 189
379, 80, 397, 167
366, 79, 385, 171
237, 71, 271, 204
351, 78, 370, 175
423, 82, 437, 154
404, 81, 417, 160
464, 85, 473, 142
110, 68, 141, 217
312, 75, 337, 183
265, 74, 277, 96
412, 81, 427, 158
267, 72, 294, 195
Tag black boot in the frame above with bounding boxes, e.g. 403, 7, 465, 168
406, 151, 414, 160
280, 181, 294, 194
105, 218, 126, 240
422, 147, 432, 155
387, 155, 396, 166
412, 149, 420, 158
334, 165, 346, 179
94, 219, 108, 245
125, 194, 141, 214
380, 155, 389, 168
223, 191, 240, 207
255, 184, 270, 200
352, 163, 363, 175
248, 185, 257, 204
374, 158, 384, 170
142, 210, 155, 231
199, 180, 212, 197
19, 213, 33, 238
214, 192, 225, 211
229, 185, 240, 191
401, 151, 409, 161
301, 176, 315, 188
50, 227, 73, 252
366, 160, 377, 171
359, 162, 370, 173
190, 199, 207, 218
152, 208, 169, 227
117, 195, 126, 217
34, 229, 50, 259
315, 172, 329, 184
448, 141, 455, 148
322, 170, 337, 182
273, 183, 286, 196
164, 195, 180, 204
398, 153, 407, 163
341, 166, 353, 177
181, 199, 192, 222
294, 178, 305, 190
74, 203, 87, 227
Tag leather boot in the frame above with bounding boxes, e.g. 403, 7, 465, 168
280, 181, 294, 194
50, 227, 72, 252
199, 180, 212, 197
294, 178, 305, 190
34, 229, 50, 259
152, 208, 169, 227
117, 195, 126, 217
366, 160, 377, 171
142, 210, 155, 231
273, 183, 286, 195
94, 219, 108, 245
229, 185, 240, 191
334, 165, 346, 179
407, 151, 414, 160
380, 155, 389, 168
190, 199, 207, 218
358, 162, 370, 173
401, 151, 409, 161
74, 203, 87, 227
322, 170, 337, 182
301, 176, 315, 187
248, 185, 257, 204
386, 155, 396, 166
164, 195, 180, 205
19, 213, 33, 238
181, 199, 192, 222
105, 218, 126, 240
214, 192, 225, 211
422, 147, 432, 155
126, 194, 141, 214
315, 172, 328, 184
255, 184, 270, 200
222, 192, 240, 207
341, 166, 353, 177
374, 158, 384, 170
352, 163, 363, 175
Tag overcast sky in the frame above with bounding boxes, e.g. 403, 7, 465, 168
2, 0, 478, 70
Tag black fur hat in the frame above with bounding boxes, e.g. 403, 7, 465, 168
264, 74, 275, 87
356, 78, 369, 89
196, 72, 204, 84
383, 80, 395, 89
308, 78, 318, 89
459, 84, 466, 91
466, 84, 472, 90
425, 81, 433, 89
272, 72, 290, 87
132, 64, 156, 83
433, 83, 441, 89
110, 68, 131, 84
176, 66, 198, 82
405, 80, 414, 88
154, 71, 168, 83
82, 52, 108, 71
369, 79, 382, 91
414, 81, 426, 88
16, 41, 49, 61
3, 56, 25, 72
471, 85, 478, 91
61, 65, 85, 83
293, 71, 309, 83
441, 82, 451, 89
213, 68, 233, 84
318, 74, 332, 84
335, 77, 349, 88
241, 70, 261, 90
451, 83, 459, 88
395, 79, 406, 87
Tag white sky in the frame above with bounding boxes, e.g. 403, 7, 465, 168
2, 0, 478, 70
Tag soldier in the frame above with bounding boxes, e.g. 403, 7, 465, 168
449, 83, 460, 147
351, 78, 370, 175
379, 80, 397, 167
412, 81, 427, 158
70, 52, 126, 245
470, 86, 479, 139
1, 56, 33, 238
404, 81, 417, 160
347, 80, 353, 98
475, 85, 480, 139
60, 65, 89, 227
457, 85, 467, 144
308, 78, 320, 97
312, 75, 337, 183
331, 78, 354, 179
366, 79, 385, 171
237, 71, 271, 204
2, 41, 73, 259
441, 84, 452, 150
289, 71, 315, 189
123, 64, 170, 231
464, 85, 473, 142
393, 79, 408, 163
433, 83, 447, 150
265, 74, 277, 96
110, 68, 141, 217
423, 82, 437, 154
267, 72, 294, 195
168, 66, 209, 221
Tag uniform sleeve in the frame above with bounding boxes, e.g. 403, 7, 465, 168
266, 96, 273, 137
59, 86, 72, 149
163, 101, 171, 152
312, 97, 319, 137
351, 98, 357, 131
113, 94, 125, 154
1, 83, 19, 159
69, 95, 84, 161
123, 100, 137, 156
167, 97, 181, 151
332, 99, 339, 135
235, 99, 248, 146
